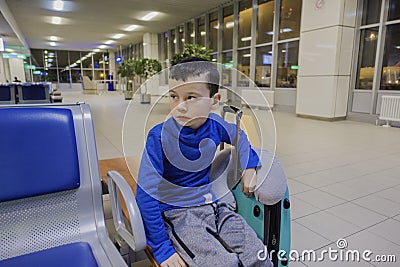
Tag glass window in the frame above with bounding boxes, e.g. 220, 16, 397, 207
238, 0, 253, 48
170, 29, 176, 57
31, 49, 44, 68
278, 0, 302, 40
257, 0, 274, 44
361, 0, 382, 25
355, 27, 379, 89
187, 20, 195, 44
222, 52, 233, 87
238, 49, 251, 86
163, 32, 169, 61
209, 11, 219, 52
197, 17, 206, 48
255, 46, 272, 87
380, 25, 400, 90
388, 0, 400, 21
223, 6, 234, 50
82, 52, 92, 69
276, 41, 299, 88
178, 25, 185, 53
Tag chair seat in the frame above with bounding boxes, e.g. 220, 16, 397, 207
0, 242, 98, 267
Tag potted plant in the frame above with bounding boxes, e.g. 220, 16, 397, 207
171, 43, 213, 65
138, 58, 162, 104
117, 59, 142, 100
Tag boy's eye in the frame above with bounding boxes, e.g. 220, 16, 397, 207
187, 96, 197, 100
170, 94, 177, 99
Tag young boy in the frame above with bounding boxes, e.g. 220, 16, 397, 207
136, 57, 273, 267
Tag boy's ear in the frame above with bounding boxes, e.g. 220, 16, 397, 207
211, 93, 221, 110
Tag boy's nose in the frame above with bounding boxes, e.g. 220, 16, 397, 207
176, 101, 188, 112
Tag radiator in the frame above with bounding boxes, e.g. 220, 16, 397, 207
378, 95, 400, 126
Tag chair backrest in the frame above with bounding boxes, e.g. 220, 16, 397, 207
18, 84, 50, 104
0, 104, 106, 261
0, 85, 16, 104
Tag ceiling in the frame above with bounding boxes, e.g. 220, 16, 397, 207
1, 0, 231, 54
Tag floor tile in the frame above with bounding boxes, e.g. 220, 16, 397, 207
294, 189, 346, 210
325, 202, 387, 228
287, 178, 314, 195
367, 219, 400, 246
290, 196, 320, 220
290, 221, 331, 253
352, 194, 400, 217
345, 230, 400, 267
296, 211, 361, 242
375, 188, 400, 204
319, 182, 371, 201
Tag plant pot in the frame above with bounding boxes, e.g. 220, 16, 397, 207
125, 90, 134, 100
140, 93, 151, 104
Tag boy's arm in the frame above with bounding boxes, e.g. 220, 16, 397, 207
136, 132, 176, 265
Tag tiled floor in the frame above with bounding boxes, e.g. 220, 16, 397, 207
63, 91, 400, 266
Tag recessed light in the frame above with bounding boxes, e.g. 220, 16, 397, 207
50, 42, 57, 46
94, 49, 100, 52
51, 17, 62, 24
124, 25, 138, 31
99, 45, 107, 49
112, 33, 124, 39
141, 11, 159, 21
49, 36, 58, 41
104, 40, 114, 44
53, 0, 64, 11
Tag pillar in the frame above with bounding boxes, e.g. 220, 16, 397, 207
296, 0, 357, 119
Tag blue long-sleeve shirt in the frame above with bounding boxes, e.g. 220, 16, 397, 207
136, 113, 260, 264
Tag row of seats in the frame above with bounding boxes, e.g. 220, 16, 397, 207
0, 83, 61, 104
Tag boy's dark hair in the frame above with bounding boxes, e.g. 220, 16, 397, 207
170, 57, 220, 97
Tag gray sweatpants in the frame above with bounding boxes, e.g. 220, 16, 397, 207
163, 202, 273, 267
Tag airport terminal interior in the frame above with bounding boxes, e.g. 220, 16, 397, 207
1, 0, 400, 266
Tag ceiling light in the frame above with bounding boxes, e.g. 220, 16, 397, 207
5, 48, 14, 52
51, 17, 62, 24
49, 36, 58, 41
124, 25, 138, 31
200, 31, 206, 36
112, 33, 124, 39
141, 11, 159, 21
50, 42, 57, 46
98, 45, 107, 49
94, 49, 100, 52
266, 31, 274, 35
242, 54, 251, 57
104, 40, 114, 45
281, 28, 292, 33
241, 36, 251, 42
53, 0, 64, 11
225, 22, 234, 28
190, 32, 195, 38
281, 49, 286, 53
44, 50, 48, 54
396, 46, 400, 49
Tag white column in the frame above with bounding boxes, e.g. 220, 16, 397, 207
0, 53, 7, 83
296, 0, 357, 119
143, 33, 159, 59
9, 58, 26, 82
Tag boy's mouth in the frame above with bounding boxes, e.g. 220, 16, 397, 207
176, 115, 191, 121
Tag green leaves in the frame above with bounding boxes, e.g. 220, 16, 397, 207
117, 58, 161, 79
171, 44, 213, 65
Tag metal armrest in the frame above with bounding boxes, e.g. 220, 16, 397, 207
106, 170, 146, 252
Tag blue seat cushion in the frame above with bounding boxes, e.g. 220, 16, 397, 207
0, 242, 99, 267
21, 85, 46, 100
0, 108, 80, 202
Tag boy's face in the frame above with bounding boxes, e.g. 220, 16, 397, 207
169, 73, 221, 129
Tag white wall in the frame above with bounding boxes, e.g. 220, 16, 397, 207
9, 58, 25, 82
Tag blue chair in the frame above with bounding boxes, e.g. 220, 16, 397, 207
17, 84, 50, 103
0, 85, 16, 104
0, 103, 146, 266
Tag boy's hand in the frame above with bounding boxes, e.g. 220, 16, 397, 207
160, 253, 187, 267
241, 168, 257, 197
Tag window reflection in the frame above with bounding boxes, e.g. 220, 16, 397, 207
276, 41, 299, 88
255, 46, 272, 87
278, 0, 302, 40
223, 5, 234, 50
388, 0, 400, 21
178, 25, 184, 53
187, 20, 194, 44
209, 12, 218, 52
257, 0, 274, 44
238, 49, 251, 86
197, 16, 206, 48
222, 52, 233, 87
170, 29, 176, 56
380, 25, 400, 90
238, 0, 253, 48
355, 28, 379, 89
361, 0, 382, 25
